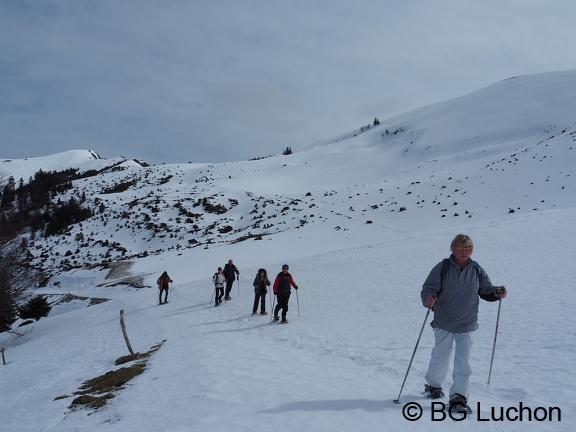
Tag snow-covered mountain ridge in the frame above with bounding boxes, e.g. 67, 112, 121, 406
2, 71, 573, 280
1, 150, 149, 183
1, 70, 575, 432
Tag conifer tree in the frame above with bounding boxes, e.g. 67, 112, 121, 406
19, 295, 52, 321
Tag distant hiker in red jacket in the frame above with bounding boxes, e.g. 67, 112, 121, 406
157, 271, 173, 305
273, 264, 298, 323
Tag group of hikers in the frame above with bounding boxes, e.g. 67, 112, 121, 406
156, 259, 299, 323
156, 233, 507, 413
210, 260, 299, 323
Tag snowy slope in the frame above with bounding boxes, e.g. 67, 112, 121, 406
8, 71, 575, 278
1, 71, 575, 431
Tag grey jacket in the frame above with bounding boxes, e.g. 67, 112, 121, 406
253, 276, 271, 295
421, 255, 500, 333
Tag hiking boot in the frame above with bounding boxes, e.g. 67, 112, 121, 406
252, 312, 258, 315
273, 316, 279, 321
281, 319, 288, 323
260, 311, 269, 315
424, 384, 444, 399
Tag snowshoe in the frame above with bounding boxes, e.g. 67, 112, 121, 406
449, 394, 472, 419
424, 384, 445, 399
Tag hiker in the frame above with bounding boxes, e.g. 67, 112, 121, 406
273, 264, 298, 323
420, 234, 507, 411
213, 267, 225, 306
223, 259, 240, 300
252, 268, 271, 315
157, 271, 173, 304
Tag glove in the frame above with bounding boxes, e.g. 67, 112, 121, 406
295, 286, 299, 290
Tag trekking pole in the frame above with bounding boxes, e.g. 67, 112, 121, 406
237, 277, 240, 297
269, 288, 272, 313
486, 299, 502, 388
209, 288, 215, 305
169, 282, 173, 302
393, 308, 431, 404
270, 295, 276, 324
296, 289, 300, 316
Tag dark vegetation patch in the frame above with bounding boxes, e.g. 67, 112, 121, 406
231, 232, 272, 243
101, 178, 137, 194
63, 340, 165, 411
48, 293, 109, 307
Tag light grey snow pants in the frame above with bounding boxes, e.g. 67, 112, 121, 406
425, 328, 474, 399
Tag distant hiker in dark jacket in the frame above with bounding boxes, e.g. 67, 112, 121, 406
223, 259, 240, 300
213, 267, 225, 306
252, 268, 271, 315
420, 234, 507, 409
273, 264, 298, 323
157, 271, 173, 305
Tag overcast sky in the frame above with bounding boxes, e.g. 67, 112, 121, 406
1, 0, 576, 165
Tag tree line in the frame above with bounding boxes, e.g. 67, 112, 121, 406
0, 168, 93, 333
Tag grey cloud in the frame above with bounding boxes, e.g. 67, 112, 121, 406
1, 0, 576, 164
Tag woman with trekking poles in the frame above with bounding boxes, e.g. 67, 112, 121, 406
252, 268, 271, 315
272, 264, 298, 323
213, 267, 225, 306
420, 234, 507, 414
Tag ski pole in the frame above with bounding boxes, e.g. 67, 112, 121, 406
296, 289, 300, 316
393, 308, 431, 404
169, 282, 173, 302
486, 299, 502, 388
270, 295, 276, 324
237, 277, 240, 297
269, 288, 272, 313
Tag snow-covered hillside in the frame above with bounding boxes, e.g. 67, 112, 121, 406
3, 71, 575, 281
0, 71, 575, 431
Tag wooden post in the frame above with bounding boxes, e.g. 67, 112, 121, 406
119, 310, 135, 355
1, 347, 6, 365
